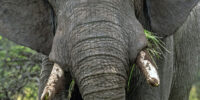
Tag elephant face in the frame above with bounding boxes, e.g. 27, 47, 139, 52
0, 0, 199, 100
48, 0, 147, 99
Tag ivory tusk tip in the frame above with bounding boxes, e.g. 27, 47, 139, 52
147, 78, 160, 87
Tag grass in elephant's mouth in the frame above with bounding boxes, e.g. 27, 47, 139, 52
127, 29, 169, 92
68, 80, 75, 99
144, 30, 169, 59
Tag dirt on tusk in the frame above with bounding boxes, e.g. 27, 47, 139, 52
41, 63, 65, 100
136, 50, 160, 87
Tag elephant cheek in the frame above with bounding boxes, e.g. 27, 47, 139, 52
49, 28, 71, 71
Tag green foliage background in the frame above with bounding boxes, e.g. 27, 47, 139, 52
0, 36, 199, 100
189, 71, 200, 100
0, 36, 41, 100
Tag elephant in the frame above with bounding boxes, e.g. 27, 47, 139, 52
0, 0, 200, 100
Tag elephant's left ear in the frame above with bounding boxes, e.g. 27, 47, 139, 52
146, 0, 199, 37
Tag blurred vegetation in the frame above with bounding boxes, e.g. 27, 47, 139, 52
0, 35, 199, 100
189, 71, 200, 100
0, 36, 42, 100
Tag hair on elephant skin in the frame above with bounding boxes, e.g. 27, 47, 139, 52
0, 0, 200, 100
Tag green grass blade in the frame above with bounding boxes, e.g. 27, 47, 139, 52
127, 64, 135, 92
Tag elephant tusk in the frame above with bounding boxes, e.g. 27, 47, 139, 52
136, 50, 160, 87
41, 63, 65, 100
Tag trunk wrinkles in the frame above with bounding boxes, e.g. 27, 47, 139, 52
67, 1, 130, 99
70, 21, 129, 100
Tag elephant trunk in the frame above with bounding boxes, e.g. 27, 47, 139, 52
49, 0, 139, 99
66, 1, 132, 99
70, 21, 129, 99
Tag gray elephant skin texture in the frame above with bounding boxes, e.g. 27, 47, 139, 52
0, 0, 199, 100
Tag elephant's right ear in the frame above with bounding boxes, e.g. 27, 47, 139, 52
0, 0, 55, 55
146, 0, 199, 37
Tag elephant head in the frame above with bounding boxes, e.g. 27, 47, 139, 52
0, 0, 199, 100
48, 0, 147, 99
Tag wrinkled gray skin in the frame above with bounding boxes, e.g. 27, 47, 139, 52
0, 0, 199, 100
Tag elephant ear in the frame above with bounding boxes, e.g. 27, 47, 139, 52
0, 0, 54, 55
147, 0, 199, 37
